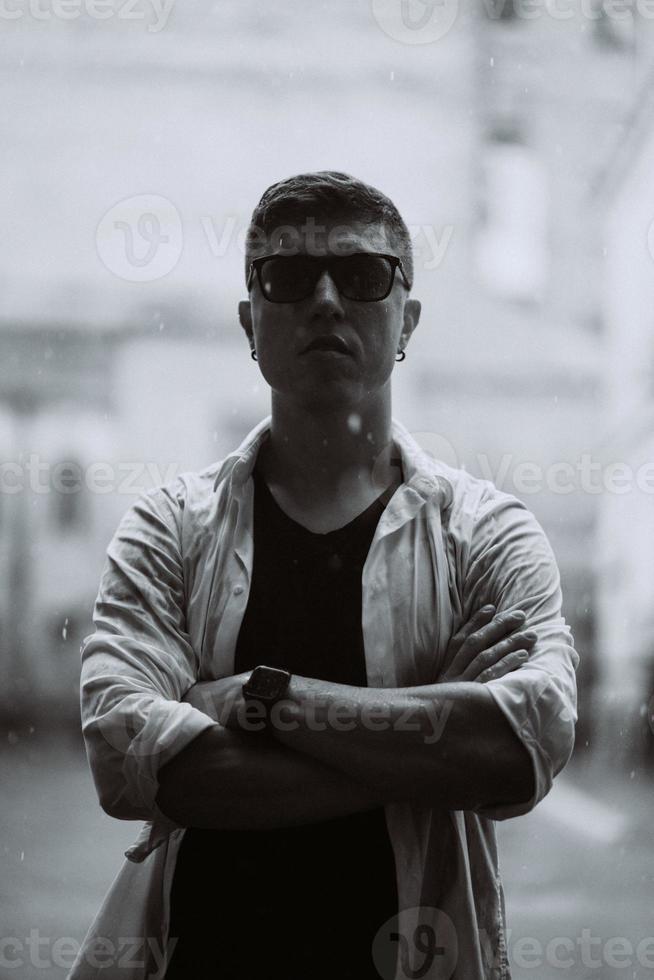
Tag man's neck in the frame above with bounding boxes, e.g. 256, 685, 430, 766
257, 392, 400, 516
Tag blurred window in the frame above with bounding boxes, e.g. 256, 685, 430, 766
474, 131, 549, 303
50, 459, 86, 531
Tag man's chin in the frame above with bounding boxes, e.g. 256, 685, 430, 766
276, 377, 367, 412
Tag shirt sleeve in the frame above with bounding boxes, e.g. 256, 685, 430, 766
80, 484, 216, 826
461, 488, 579, 821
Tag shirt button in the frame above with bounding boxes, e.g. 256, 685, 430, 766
233, 585, 244, 596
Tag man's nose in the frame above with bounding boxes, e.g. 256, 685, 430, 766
310, 269, 344, 314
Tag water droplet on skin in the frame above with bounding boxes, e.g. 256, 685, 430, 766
347, 413, 362, 434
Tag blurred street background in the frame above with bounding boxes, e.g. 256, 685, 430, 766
2, 0, 654, 976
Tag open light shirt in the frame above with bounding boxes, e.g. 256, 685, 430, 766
72, 416, 578, 980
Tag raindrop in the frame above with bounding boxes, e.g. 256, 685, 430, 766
62, 617, 69, 640
347, 413, 362, 434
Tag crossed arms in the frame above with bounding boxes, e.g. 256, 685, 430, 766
80, 484, 579, 832
155, 609, 538, 828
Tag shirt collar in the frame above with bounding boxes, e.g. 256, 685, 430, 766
212, 414, 453, 511
212, 415, 273, 494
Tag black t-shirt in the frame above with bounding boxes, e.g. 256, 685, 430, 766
165, 466, 398, 980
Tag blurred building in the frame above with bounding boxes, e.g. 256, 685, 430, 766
593, 74, 654, 765
1, 0, 643, 733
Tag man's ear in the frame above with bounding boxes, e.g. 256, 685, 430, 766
238, 300, 254, 348
399, 298, 421, 351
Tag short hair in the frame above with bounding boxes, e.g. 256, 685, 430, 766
244, 171, 414, 289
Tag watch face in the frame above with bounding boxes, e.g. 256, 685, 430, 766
246, 666, 290, 702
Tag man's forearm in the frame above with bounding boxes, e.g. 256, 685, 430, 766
268, 677, 535, 811
155, 725, 390, 830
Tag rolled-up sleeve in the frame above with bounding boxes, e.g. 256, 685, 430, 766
80, 485, 216, 825
462, 490, 579, 820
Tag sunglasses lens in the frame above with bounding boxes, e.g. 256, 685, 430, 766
255, 254, 396, 302
337, 254, 394, 300
259, 256, 316, 303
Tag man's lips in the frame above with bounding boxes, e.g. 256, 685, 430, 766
301, 334, 352, 355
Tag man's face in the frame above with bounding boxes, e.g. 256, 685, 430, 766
239, 218, 421, 410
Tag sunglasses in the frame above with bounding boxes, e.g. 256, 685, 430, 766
246, 252, 411, 303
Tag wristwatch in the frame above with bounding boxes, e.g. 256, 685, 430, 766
242, 665, 292, 729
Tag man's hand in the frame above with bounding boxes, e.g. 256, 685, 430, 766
182, 672, 264, 732
439, 605, 536, 684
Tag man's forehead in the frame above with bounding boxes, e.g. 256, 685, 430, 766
265, 218, 393, 256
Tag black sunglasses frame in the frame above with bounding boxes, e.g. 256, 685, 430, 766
246, 251, 411, 303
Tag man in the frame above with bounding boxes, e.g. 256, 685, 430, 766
73, 171, 578, 980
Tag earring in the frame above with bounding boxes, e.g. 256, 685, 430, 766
395, 350, 406, 362
251, 349, 258, 361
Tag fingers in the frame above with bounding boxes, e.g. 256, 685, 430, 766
445, 607, 529, 679
445, 604, 497, 665
475, 649, 530, 684
464, 609, 529, 656
460, 629, 537, 682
